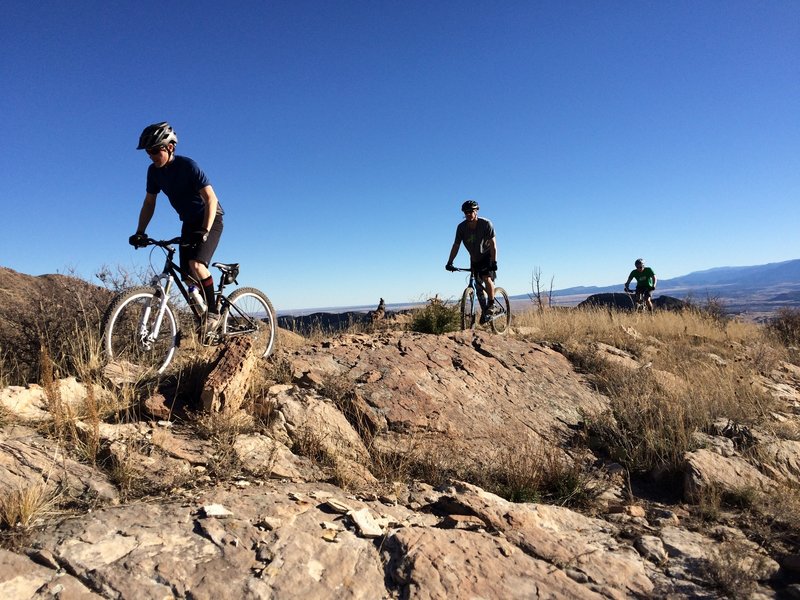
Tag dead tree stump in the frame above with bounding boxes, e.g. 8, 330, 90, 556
201, 336, 258, 413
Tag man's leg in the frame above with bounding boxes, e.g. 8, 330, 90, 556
645, 290, 654, 312
482, 274, 495, 304
188, 220, 223, 316
190, 260, 217, 315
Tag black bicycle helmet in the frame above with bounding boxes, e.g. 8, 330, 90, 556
461, 200, 479, 213
137, 122, 178, 150
635, 258, 645, 268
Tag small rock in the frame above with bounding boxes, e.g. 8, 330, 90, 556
348, 507, 383, 538
257, 517, 282, 531
321, 529, 339, 542
309, 490, 333, 500
440, 514, 486, 530
650, 508, 680, 526
323, 498, 354, 514
635, 535, 668, 564
202, 504, 233, 518
625, 505, 646, 518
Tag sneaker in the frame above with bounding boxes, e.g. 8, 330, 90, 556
204, 313, 221, 338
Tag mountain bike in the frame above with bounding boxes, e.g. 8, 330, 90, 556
102, 236, 276, 376
623, 288, 648, 313
451, 267, 511, 334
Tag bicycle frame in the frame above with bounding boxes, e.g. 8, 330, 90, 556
452, 266, 506, 326
145, 237, 206, 323
624, 288, 647, 312
139, 237, 258, 337
463, 271, 487, 313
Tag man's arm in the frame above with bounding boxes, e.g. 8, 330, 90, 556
136, 193, 157, 233
487, 236, 497, 263
447, 240, 460, 265
199, 185, 219, 232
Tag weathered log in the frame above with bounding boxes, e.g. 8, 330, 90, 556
201, 336, 258, 413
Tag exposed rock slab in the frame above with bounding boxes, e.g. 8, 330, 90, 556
385, 526, 604, 599
432, 481, 654, 599
285, 331, 609, 464
0, 547, 101, 599
0, 430, 118, 502
683, 448, 777, 501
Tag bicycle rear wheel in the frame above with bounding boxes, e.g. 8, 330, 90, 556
490, 288, 511, 334
102, 286, 178, 376
460, 287, 476, 330
223, 287, 277, 358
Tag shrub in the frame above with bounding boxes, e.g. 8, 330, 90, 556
409, 297, 460, 334
767, 307, 800, 347
0, 272, 112, 385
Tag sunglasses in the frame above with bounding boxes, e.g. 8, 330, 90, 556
146, 145, 165, 156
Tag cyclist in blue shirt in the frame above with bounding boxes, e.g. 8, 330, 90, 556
129, 122, 225, 334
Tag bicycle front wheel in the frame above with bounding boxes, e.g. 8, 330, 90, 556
460, 287, 476, 330
223, 287, 277, 358
102, 286, 179, 376
490, 288, 511, 334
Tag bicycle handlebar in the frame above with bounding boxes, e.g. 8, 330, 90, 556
135, 236, 186, 249
449, 267, 473, 272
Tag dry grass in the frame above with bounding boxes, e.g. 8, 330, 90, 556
0, 482, 60, 530
513, 307, 780, 475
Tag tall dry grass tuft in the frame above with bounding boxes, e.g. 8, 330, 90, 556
0, 482, 60, 530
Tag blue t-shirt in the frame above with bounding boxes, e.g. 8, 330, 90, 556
146, 155, 224, 222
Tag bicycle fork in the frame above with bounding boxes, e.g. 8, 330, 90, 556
139, 275, 173, 348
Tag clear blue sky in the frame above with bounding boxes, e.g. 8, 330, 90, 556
2, 1, 798, 311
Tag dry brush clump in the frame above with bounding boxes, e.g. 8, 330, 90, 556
0, 482, 61, 532
517, 307, 781, 476
0, 272, 113, 385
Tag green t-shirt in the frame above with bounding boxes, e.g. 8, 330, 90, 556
628, 267, 655, 290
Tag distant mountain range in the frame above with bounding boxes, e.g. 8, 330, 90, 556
513, 259, 800, 317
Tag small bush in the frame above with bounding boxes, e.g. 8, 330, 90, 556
767, 307, 800, 347
410, 297, 460, 334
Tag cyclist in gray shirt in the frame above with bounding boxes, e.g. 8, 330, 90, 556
446, 200, 499, 322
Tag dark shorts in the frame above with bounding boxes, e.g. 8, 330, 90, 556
471, 255, 496, 281
180, 217, 223, 275
634, 287, 653, 301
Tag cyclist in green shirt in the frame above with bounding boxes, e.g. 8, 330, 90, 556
624, 258, 657, 312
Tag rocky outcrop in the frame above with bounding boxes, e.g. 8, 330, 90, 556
8, 480, 656, 600
578, 293, 686, 311
286, 330, 608, 467
0, 329, 797, 598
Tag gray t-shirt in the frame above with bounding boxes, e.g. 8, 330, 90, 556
454, 217, 495, 261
